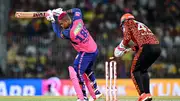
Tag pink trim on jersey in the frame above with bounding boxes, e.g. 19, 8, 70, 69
78, 52, 85, 77
70, 19, 97, 53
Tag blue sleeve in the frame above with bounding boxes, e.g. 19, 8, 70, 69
72, 8, 82, 20
62, 29, 70, 39
52, 22, 62, 38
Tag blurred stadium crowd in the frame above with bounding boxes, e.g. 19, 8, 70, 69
5, 0, 180, 78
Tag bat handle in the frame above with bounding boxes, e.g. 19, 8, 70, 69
15, 12, 21, 18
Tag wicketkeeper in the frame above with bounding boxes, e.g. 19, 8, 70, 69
114, 13, 161, 101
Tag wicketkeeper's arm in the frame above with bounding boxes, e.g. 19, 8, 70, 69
131, 45, 139, 51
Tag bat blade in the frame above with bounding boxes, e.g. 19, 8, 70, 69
15, 12, 47, 18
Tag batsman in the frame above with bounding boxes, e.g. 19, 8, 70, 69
114, 13, 161, 101
45, 8, 102, 101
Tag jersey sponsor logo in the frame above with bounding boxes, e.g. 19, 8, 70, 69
75, 25, 89, 43
74, 23, 82, 36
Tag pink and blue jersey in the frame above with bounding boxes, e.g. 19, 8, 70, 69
51, 8, 99, 97
52, 8, 97, 53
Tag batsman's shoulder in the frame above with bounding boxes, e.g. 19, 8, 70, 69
72, 8, 82, 20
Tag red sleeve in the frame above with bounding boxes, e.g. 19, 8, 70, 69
122, 25, 131, 46
131, 45, 139, 51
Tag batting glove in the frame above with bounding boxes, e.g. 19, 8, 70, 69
45, 10, 55, 23
52, 8, 63, 16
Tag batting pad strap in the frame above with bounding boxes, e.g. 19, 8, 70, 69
68, 66, 84, 100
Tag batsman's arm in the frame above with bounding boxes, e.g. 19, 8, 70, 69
65, 8, 80, 14
15, 11, 47, 18
65, 8, 82, 19
122, 23, 132, 46
52, 22, 62, 38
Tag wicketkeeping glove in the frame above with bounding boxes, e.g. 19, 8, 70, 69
114, 47, 132, 57
114, 46, 126, 57
114, 40, 133, 57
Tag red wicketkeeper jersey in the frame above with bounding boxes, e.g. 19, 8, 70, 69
122, 20, 159, 47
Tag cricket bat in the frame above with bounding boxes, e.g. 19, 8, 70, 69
15, 11, 48, 18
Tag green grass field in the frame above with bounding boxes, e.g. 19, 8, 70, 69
0, 96, 180, 101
